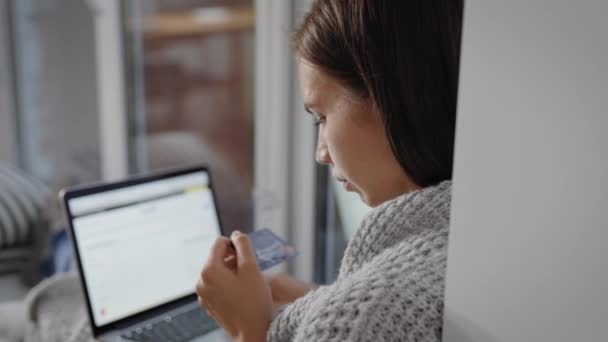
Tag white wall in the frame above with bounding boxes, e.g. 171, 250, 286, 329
443, 1, 608, 341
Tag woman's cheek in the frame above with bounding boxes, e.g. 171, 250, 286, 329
328, 133, 356, 178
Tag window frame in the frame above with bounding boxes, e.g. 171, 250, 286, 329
87, 0, 129, 181
254, 0, 317, 280
0, 0, 19, 166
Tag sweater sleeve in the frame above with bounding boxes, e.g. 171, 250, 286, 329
268, 254, 446, 342
267, 284, 328, 341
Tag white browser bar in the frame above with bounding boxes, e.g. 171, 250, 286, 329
69, 172, 209, 216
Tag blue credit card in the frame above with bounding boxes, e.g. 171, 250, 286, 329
249, 228, 298, 270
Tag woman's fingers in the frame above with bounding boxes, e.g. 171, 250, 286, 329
194, 232, 273, 340
199, 237, 235, 297
196, 279, 214, 311
223, 254, 237, 270
230, 230, 258, 270
197, 232, 259, 300
206, 236, 233, 265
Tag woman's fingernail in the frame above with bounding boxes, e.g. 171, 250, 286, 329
231, 230, 242, 236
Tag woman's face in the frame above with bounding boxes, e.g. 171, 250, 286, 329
298, 61, 418, 207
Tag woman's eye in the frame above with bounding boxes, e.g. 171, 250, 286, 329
313, 115, 325, 126
305, 106, 325, 126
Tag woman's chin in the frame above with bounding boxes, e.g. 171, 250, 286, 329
345, 184, 379, 207
360, 191, 400, 208
358, 192, 378, 207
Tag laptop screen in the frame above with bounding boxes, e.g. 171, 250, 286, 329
66, 170, 221, 328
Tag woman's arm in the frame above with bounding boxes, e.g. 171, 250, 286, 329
266, 273, 318, 310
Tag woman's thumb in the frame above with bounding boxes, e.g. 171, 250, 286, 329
230, 230, 258, 270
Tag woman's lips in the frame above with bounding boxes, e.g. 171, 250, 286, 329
336, 177, 353, 191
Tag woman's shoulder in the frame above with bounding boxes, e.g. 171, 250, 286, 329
362, 223, 450, 291
362, 180, 452, 227
274, 235, 448, 342
339, 180, 452, 277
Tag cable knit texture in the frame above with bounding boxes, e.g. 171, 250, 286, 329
268, 180, 452, 342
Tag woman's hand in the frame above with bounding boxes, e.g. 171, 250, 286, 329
195, 231, 272, 342
265, 273, 317, 311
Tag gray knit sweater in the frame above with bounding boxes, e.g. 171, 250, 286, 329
267, 180, 452, 342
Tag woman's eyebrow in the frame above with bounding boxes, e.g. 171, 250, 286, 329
304, 103, 324, 114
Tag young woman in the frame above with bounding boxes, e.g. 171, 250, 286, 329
196, 0, 463, 341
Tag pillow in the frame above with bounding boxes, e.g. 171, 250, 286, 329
0, 164, 49, 250
0, 300, 27, 341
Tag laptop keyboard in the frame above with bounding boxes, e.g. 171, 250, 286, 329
121, 306, 219, 342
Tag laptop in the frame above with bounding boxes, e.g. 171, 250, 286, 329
61, 166, 231, 342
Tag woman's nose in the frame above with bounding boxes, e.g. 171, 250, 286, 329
316, 137, 332, 165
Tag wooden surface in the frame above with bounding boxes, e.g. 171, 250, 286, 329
141, 6, 254, 44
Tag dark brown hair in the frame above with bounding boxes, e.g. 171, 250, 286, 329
294, 0, 463, 187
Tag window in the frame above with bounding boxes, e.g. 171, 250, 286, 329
122, 0, 255, 232
314, 158, 370, 283
11, 0, 102, 193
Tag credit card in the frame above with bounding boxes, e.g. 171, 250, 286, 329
249, 228, 298, 270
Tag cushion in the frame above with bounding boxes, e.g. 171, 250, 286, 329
0, 300, 27, 341
0, 165, 49, 248
0, 164, 50, 275
23, 273, 95, 342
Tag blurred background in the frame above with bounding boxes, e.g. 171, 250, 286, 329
12, 0, 255, 232
0, 0, 367, 306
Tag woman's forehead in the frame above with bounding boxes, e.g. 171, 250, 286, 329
299, 61, 342, 105
299, 62, 329, 89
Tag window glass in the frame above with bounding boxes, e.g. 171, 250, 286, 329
123, 0, 254, 232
